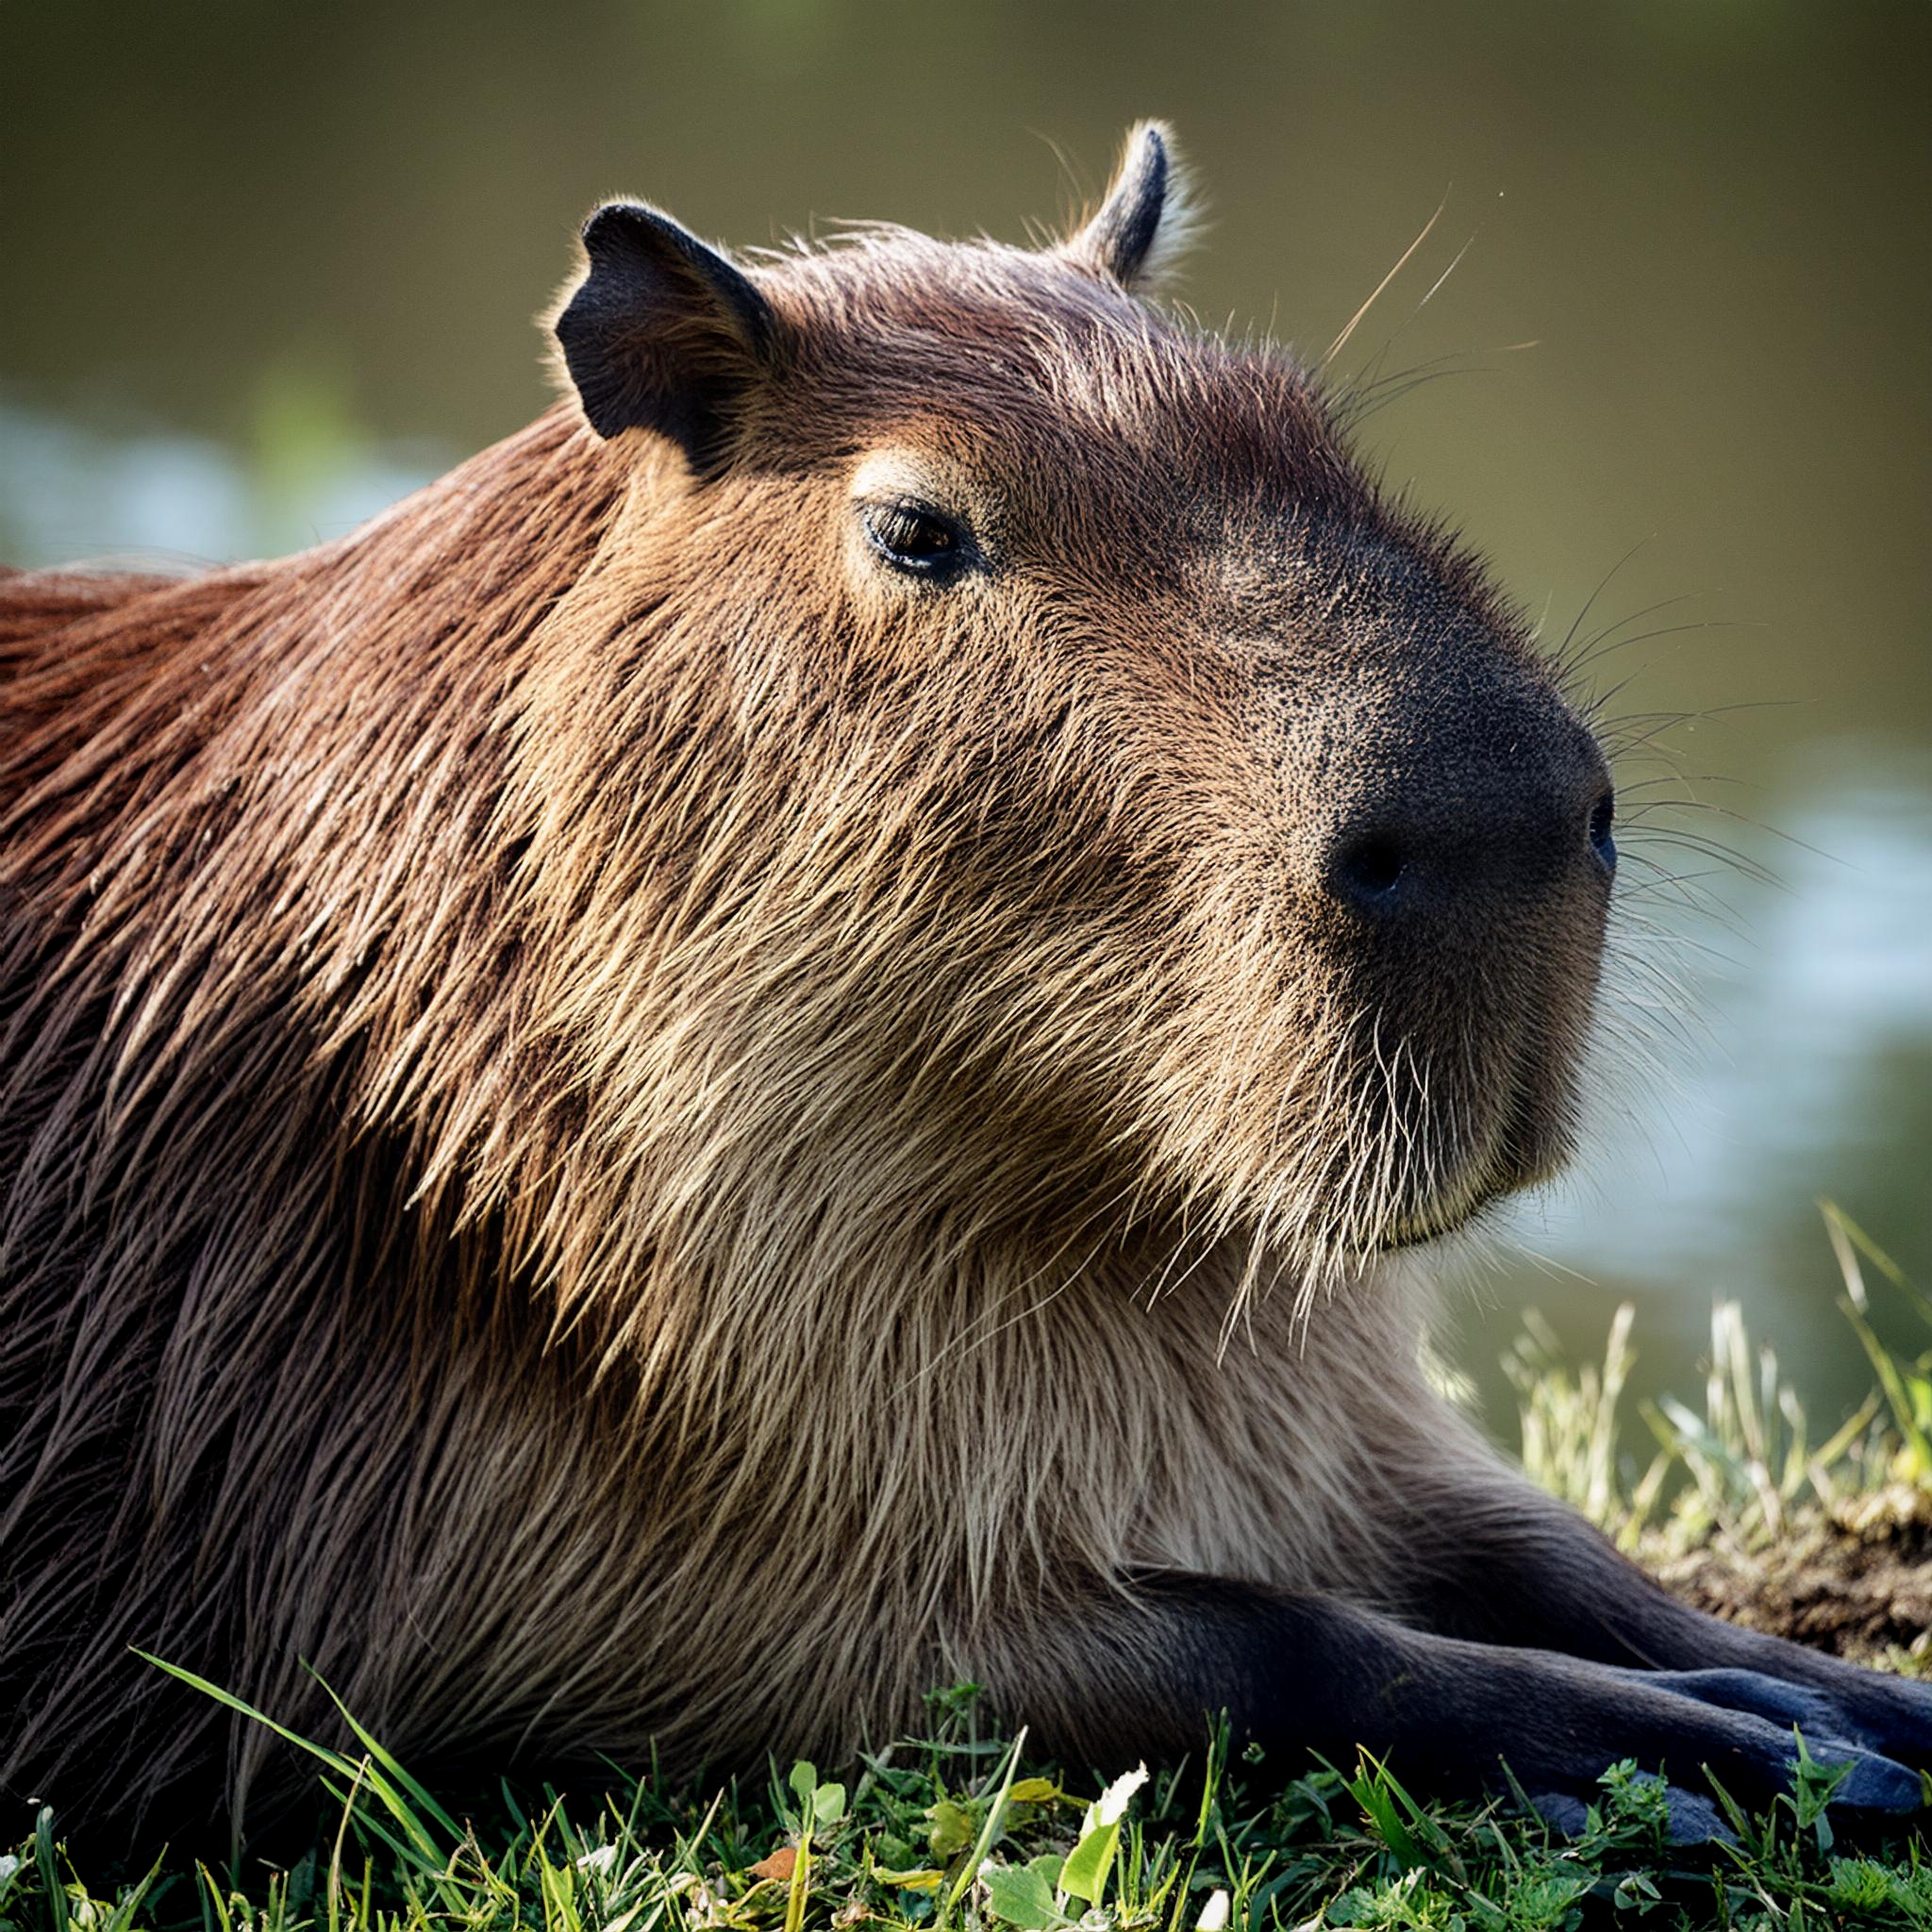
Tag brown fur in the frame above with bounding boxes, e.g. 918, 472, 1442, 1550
4, 131, 1629, 1843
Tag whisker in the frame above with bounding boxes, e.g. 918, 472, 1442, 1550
1325, 194, 1447, 365
1556, 537, 1656, 670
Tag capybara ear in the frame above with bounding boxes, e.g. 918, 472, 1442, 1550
1062, 121, 1196, 293
555, 203, 773, 459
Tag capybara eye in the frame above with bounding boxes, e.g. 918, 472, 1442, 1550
1589, 789, 1617, 870
860, 499, 974, 582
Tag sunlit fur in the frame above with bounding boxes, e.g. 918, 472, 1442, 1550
1, 138, 1614, 1843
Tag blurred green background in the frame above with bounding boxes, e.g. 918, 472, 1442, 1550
4, 1, 1927, 1432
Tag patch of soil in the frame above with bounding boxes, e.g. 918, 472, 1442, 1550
1649, 1485, 1932, 1669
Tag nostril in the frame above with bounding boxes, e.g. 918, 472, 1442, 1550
1589, 790, 1617, 871
1335, 830, 1407, 906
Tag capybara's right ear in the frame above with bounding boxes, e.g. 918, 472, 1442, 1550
555, 203, 773, 460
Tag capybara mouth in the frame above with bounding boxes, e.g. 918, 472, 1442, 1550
1370, 1049, 1581, 1254
1375, 1200, 1485, 1252
1373, 1175, 1497, 1253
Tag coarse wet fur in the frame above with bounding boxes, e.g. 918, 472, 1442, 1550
4, 125, 1930, 1856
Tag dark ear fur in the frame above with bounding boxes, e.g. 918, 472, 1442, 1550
1064, 121, 1195, 293
555, 204, 773, 460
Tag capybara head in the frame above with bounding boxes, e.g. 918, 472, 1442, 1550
531, 123, 1614, 1318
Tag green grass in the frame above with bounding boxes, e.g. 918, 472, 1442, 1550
13, 1703, 1932, 1932
1510, 1205, 1932, 1569
10, 1206, 1932, 1932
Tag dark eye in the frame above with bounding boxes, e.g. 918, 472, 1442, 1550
861, 499, 974, 582
1589, 790, 1617, 870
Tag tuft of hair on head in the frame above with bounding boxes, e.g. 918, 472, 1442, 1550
1061, 120, 1199, 295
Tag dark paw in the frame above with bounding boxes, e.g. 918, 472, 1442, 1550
1659, 1786, 1732, 1844
1493, 1655, 1928, 1823
1529, 1790, 1591, 1837
1646, 1663, 1931, 1811
1530, 1775, 1731, 1845
1700, 1628, 1932, 1768
1830, 1747, 1926, 1814
1819, 1663, 1932, 1766
1653, 1667, 1844, 1730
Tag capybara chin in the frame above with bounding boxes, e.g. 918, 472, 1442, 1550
3, 123, 1928, 1855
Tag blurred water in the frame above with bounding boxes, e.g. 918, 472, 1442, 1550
0, 393, 437, 570
3, 0, 1926, 1443
1462, 753, 1932, 1432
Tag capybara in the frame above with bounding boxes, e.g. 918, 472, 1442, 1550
4, 124, 1928, 1852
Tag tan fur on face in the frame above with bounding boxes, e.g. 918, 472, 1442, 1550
1, 142, 1609, 1842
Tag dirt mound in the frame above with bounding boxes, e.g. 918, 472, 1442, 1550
1651, 1486, 1932, 1671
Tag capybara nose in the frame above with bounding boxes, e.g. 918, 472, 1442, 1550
1324, 773, 1616, 921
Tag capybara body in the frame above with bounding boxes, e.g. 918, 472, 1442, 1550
5, 126, 1930, 1851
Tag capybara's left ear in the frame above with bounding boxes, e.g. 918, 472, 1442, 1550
555, 203, 773, 461
1062, 121, 1196, 293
